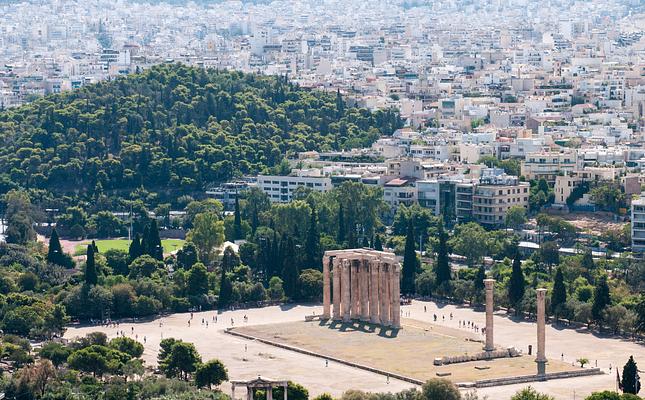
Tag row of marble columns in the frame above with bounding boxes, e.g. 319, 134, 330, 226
483, 279, 548, 375
322, 249, 401, 329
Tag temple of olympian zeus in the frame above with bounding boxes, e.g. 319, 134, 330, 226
483, 278, 549, 375
320, 249, 401, 329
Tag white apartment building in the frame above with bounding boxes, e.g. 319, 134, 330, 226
631, 195, 645, 253
521, 150, 581, 183
257, 172, 332, 203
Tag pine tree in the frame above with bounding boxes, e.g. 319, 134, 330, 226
128, 233, 142, 262
508, 254, 525, 312
551, 267, 567, 317
281, 236, 300, 299
434, 220, 451, 287
401, 221, 417, 295
233, 197, 243, 240
47, 228, 64, 266
592, 274, 611, 323
621, 355, 641, 395
374, 234, 383, 251
337, 205, 346, 244
84, 244, 98, 286
305, 206, 320, 270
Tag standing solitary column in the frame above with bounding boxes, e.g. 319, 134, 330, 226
536, 288, 548, 375
360, 259, 370, 321
332, 258, 341, 320
342, 260, 351, 322
484, 278, 496, 351
391, 263, 401, 328
369, 261, 380, 324
380, 263, 391, 326
322, 256, 331, 319
267, 387, 273, 400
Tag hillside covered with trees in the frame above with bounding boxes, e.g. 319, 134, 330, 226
0, 63, 401, 206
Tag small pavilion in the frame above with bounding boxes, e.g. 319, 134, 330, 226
231, 376, 289, 400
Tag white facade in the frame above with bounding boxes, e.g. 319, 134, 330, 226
257, 174, 332, 203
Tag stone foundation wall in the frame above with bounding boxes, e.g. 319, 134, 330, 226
467, 368, 603, 388
435, 347, 520, 366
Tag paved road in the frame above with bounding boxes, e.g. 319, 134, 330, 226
64, 300, 644, 399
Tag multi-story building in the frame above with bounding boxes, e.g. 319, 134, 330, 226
383, 177, 417, 209
257, 171, 332, 203
472, 172, 530, 228
520, 150, 580, 184
631, 195, 645, 253
205, 181, 254, 210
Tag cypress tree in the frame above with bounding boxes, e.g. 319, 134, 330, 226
474, 265, 486, 293
551, 267, 567, 317
401, 221, 417, 295
147, 219, 163, 260
141, 223, 151, 256
47, 228, 64, 266
581, 249, 595, 271
281, 236, 300, 299
592, 274, 611, 323
269, 231, 280, 278
362, 236, 370, 248
84, 244, 98, 286
434, 220, 451, 287
508, 254, 525, 312
374, 234, 383, 251
305, 206, 320, 270
92, 240, 99, 254
128, 233, 142, 262
219, 246, 238, 308
337, 205, 345, 244
233, 197, 243, 240
621, 355, 641, 395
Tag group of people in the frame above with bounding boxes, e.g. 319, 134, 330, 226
185, 312, 249, 327
459, 320, 484, 334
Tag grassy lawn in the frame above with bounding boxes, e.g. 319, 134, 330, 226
74, 239, 185, 256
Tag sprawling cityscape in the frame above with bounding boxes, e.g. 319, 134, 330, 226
0, 0, 644, 399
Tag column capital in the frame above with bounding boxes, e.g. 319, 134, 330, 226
483, 278, 495, 289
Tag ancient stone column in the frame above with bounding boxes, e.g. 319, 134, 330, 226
360, 259, 370, 321
322, 255, 331, 319
536, 288, 548, 375
351, 259, 360, 319
342, 259, 351, 322
267, 388, 273, 400
369, 261, 380, 324
332, 258, 341, 321
484, 278, 496, 352
380, 263, 391, 326
391, 263, 401, 328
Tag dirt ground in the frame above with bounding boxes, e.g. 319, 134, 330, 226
532, 210, 628, 236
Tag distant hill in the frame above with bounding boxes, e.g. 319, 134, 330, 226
0, 64, 401, 202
